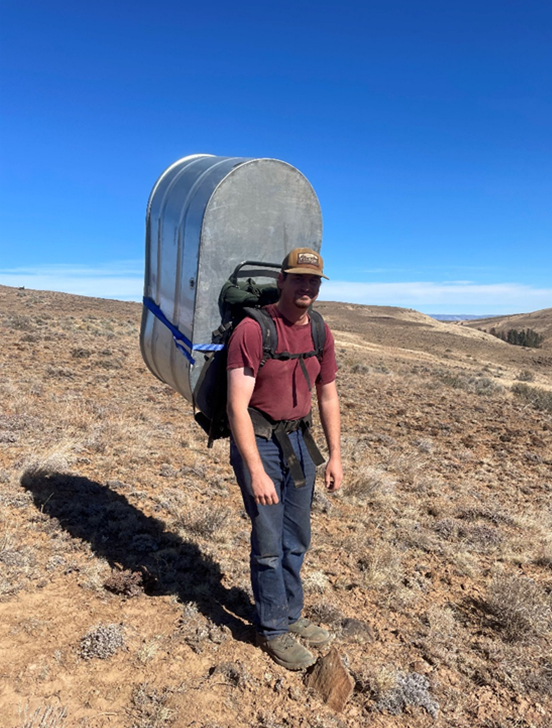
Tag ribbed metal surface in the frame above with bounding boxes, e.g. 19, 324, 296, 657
140, 154, 322, 404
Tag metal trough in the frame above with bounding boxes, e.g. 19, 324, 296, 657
140, 154, 322, 407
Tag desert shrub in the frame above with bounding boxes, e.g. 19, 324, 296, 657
357, 545, 402, 590
433, 518, 503, 551
104, 568, 144, 597
534, 540, 552, 568
345, 464, 395, 501
308, 600, 343, 626
435, 370, 502, 396
484, 575, 551, 642
18, 704, 67, 728
179, 505, 230, 539
415, 438, 434, 454
209, 661, 251, 688
472, 376, 503, 395
80, 623, 125, 659
302, 569, 331, 594
7, 314, 34, 331
417, 605, 459, 666
457, 505, 514, 526
98, 358, 123, 370
46, 367, 74, 379
516, 369, 535, 382
70, 347, 92, 359
131, 683, 174, 728
374, 671, 439, 717
523, 657, 552, 696
511, 383, 552, 413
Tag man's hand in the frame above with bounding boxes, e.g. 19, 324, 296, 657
227, 367, 279, 506
251, 470, 279, 505
325, 455, 343, 492
317, 380, 343, 493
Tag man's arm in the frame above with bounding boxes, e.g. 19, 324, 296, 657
316, 379, 343, 492
227, 367, 279, 505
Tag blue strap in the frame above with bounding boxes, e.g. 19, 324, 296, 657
143, 297, 223, 365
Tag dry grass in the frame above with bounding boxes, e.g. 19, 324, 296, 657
483, 575, 552, 642
17, 705, 67, 728
511, 382, 552, 412
343, 463, 396, 501
131, 683, 175, 728
1, 287, 552, 728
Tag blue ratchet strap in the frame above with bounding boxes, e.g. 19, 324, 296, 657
143, 297, 223, 365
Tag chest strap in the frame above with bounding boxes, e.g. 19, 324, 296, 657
248, 408, 326, 488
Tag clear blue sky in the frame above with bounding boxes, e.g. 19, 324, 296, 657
1, 0, 551, 314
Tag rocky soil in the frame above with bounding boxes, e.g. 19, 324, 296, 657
1, 285, 551, 728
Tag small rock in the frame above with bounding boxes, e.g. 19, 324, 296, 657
340, 618, 374, 644
305, 647, 354, 712
288, 685, 302, 701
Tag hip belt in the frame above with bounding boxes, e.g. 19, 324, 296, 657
248, 408, 326, 488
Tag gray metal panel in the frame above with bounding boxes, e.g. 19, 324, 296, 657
140, 155, 322, 405
142, 155, 249, 400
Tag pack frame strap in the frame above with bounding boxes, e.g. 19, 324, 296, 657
143, 296, 223, 365
273, 423, 308, 488
272, 421, 325, 488
262, 349, 319, 391
248, 408, 326, 488
230, 260, 281, 285
300, 425, 326, 468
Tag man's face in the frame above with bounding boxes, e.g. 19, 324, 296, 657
278, 273, 321, 309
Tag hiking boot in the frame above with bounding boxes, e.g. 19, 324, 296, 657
288, 618, 332, 646
256, 632, 316, 670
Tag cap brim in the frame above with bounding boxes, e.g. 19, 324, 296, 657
283, 267, 329, 280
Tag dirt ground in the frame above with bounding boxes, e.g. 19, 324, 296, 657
1, 285, 551, 728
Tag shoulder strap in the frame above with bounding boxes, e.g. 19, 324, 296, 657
244, 306, 326, 367
308, 309, 326, 360
243, 307, 278, 364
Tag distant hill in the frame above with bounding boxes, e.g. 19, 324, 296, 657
429, 314, 498, 322
315, 300, 552, 369
462, 307, 552, 351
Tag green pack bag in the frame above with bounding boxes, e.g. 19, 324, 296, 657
193, 262, 326, 450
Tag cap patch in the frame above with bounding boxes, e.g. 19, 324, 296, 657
297, 253, 319, 267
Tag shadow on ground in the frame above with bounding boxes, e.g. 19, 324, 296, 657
21, 469, 253, 643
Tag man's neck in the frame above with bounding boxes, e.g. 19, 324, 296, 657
275, 300, 310, 325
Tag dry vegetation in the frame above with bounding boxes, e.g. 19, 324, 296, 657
1, 285, 551, 728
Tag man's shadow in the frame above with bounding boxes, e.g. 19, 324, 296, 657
21, 469, 253, 642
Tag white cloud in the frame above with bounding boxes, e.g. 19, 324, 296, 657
0, 263, 550, 314
319, 280, 552, 314
0, 262, 144, 301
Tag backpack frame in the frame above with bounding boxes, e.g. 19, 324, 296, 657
193, 262, 327, 448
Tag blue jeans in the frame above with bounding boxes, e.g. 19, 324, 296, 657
230, 430, 316, 638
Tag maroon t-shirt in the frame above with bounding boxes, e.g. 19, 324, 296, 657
227, 304, 337, 421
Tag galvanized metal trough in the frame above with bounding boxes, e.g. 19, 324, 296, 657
140, 153, 322, 412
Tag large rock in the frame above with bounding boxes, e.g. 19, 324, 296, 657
305, 647, 354, 712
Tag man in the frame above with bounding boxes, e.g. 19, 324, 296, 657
226, 247, 343, 670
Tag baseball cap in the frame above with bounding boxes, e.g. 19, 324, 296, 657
281, 248, 329, 280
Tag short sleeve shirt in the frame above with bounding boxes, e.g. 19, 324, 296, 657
227, 304, 337, 421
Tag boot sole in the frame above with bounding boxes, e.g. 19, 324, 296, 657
266, 652, 317, 670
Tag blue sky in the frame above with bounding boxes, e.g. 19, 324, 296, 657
1, 0, 551, 314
